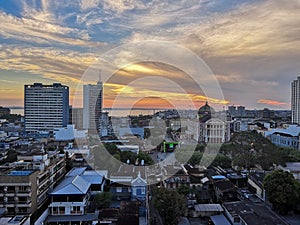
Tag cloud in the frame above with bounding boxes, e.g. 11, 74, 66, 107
0, 10, 104, 48
103, 80, 229, 109
0, 79, 19, 84
180, 0, 300, 57
257, 99, 288, 106
0, 0, 299, 109
0, 45, 97, 85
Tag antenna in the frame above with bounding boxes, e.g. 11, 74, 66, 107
98, 69, 102, 84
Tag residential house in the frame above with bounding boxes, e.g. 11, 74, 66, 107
247, 171, 269, 201
109, 165, 147, 202
45, 167, 106, 225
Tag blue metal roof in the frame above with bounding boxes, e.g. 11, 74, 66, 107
8, 170, 33, 176
212, 175, 226, 180
210, 214, 231, 225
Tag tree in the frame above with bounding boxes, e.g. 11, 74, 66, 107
263, 170, 300, 214
177, 185, 191, 196
211, 154, 232, 168
65, 151, 73, 172
188, 152, 203, 166
0, 114, 21, 123
153, 188, 186, 225
103, 143, 119, 155
137, 152, 154, 165
92, 192, 112, 210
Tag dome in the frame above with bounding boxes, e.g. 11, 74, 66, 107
198, 101, 215, 116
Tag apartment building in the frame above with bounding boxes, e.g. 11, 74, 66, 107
0, 149, 65, 217
45, 167, 106, 225
0, 169, 39, 215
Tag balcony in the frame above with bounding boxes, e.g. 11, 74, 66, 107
70, 211, 83, 215
52, 211, 66, 215
15, 201, 32, 207
16, 191, 31, 197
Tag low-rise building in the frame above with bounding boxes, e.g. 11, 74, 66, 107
247, 171, 269, 201
265, 125, 300, 149
45, 167, 106, 225
223, 200, 288, 225
278, 162, 300, 181
0, 106, 10, 117
163, 165, 189, 189
109, 165, 147, 202
213, 179, 238, 202
189, 204, 223, 218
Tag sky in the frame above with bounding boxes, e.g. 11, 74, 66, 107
0, 0, 299, 110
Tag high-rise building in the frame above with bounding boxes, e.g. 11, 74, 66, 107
83, 80, 103, 132
292, 76, 300, 124
24, 83, 69, 133
70, 108, 84, 130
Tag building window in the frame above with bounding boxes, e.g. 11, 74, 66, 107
52, 207, 58, 215
7, 207, 15, 214
59, 206, 65, 214
72, 206, 81, 214
18, 186, 28, 192
18, 207, 27, 213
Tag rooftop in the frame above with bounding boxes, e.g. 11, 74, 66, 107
7, 170, 34, 176
214, 179, 237, 192
194, 204, 223, 212
46, 213, 98, 223
210, 214, 231, 225
51, 167, 104, 195
223, 200, 289, 225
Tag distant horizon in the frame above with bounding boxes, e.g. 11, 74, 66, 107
5, 105, 292, 111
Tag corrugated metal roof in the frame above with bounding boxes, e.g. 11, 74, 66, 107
194, 204, 223, 212
51, 167, 103, 195
66, 167, 87, 177
72, 175, 90, 193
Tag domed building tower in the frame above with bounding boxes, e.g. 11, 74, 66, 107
198, 102, 230, 144
198, 101, 215, 122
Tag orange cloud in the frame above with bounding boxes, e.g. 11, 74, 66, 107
257, 99, 288, 106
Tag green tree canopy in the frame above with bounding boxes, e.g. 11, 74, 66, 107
211, 154, 232, 168
153, 187, 186, 225
263, 170, 300, 214
92, 192, 112, 210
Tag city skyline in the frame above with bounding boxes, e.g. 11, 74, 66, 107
0, 0, 300, 110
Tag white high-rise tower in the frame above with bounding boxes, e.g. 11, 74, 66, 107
291, 76, 300, 124
83, 77, 103, 132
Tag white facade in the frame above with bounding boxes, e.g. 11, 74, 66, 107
200, 118, 230, 144
54, 124, 88, 141
83, 81, 103, 131
292, 76, 300, 124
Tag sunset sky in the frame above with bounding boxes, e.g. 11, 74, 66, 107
0, 0, 299, 110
